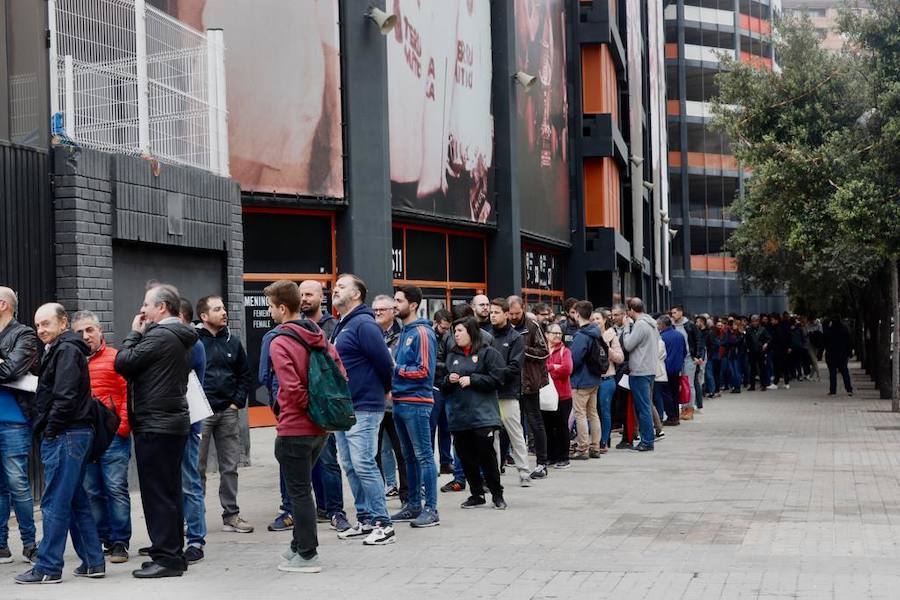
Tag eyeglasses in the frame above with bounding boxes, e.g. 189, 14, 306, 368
372, 308, 392, 313
547, 331, 562, 335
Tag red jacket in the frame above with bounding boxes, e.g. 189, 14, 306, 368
88, 342, 130, 437
547, 344, 573, 400
269, 321, 348, 437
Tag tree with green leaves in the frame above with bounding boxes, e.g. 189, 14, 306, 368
711, 1, 899, 404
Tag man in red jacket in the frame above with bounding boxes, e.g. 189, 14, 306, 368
264, 280, 347, 574
72, 311, 131, 564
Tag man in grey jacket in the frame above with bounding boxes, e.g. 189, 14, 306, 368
620, 298, 659, 452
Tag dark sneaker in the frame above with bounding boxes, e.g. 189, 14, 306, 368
492, 496, 508, 510
390, 504, 422, 522
362, 524, 396, 546
571, 451, 589, 460
74, 563, 106, 578
439, 464, 454, 475
316, 509, 329, 523
460, 495, 486, 509
440, 480, 465, 493
138, 546, 152, 556
615, 440, 633, 450
589, 449, 601, 459
598, 443, 609, 454
0, 547, 12, 564
23, 543, 38, 564
330, 513, 352, 533
15, 568, 61, 584
184, 546, 204, 564
635, 443, 654, 452
268, 512, 294, 532
655, 430, 666, 439
529, 465, 548, 479
553, 460, 571, 470
663, 419, 680, 427
410, 506, 440, 528
384, 485, 400, 499
109, 542, 129, 564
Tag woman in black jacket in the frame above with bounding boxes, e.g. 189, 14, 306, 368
441, 317, 507, 510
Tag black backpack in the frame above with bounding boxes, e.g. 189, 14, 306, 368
585, 335, 611, 377
88, 397, 121, 463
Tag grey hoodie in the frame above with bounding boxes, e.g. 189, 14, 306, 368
621, 313, 660, 376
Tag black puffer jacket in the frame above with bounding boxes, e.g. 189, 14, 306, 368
33, 330, 93, 438
115, 319, 199, 436
489, 324, 524, 400
0, 319, 40, 420
197, 326, 252, 413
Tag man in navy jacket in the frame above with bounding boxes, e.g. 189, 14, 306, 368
330, 274, 396, 546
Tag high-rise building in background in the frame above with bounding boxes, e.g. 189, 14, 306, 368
665, 0, 787, 315
782, 0, 869, 52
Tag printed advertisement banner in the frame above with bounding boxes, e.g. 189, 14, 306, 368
514, 0, 570, 243
387, 0, 496, 224
159, 0, 344, 199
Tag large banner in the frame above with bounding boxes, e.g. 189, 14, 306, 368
160, 0, 344, 199
514, 0, 570, 243
387, 0, 495, 224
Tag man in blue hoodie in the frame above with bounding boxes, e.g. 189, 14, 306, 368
389, 285, 439, 528
658, 315, 687, 426
330, 274, 396, 546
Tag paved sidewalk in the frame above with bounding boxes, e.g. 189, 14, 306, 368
3, 364, 900, 599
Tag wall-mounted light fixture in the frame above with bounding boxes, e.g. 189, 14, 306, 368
365, 6, 397, 34
513, 71, 537, 89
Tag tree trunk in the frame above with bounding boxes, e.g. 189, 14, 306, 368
892, 258, 899, 411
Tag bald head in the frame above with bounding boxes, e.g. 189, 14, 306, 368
299, 280, 325, 318
0, 287, 17, 320
34, 303, 69, 345
471, 294, 490, 320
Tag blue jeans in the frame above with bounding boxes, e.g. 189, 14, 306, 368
83, 434, 131, 547
653, 380, 668, 421
311, 433, 344, 518
334, 410, 391, 525
35, 428, 104, 576
597, 378, 616, 446
430, 389, 453, 466
393, 402, 438, 510
0, 423, 36, 548
380, 428, 398, 488
279, 467, 291, 514
181, 425, 206, 548
704, 359, 717, 395
629, 375, 655, 448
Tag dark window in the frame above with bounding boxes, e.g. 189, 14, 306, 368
668, 122, 681, 151
406, 229, 447, 281
448, 235, 485, 283
243, 212, 332, 274
392, 228, 404, 279
666, 65, 679, 100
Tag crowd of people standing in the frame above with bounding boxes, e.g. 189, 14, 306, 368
0, 280, 856, 582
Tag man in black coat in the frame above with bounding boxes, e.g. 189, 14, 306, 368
15, 303, 104, 585
115, 284, 199, 579
0, 286, 39, 564
823, 317, 854, 396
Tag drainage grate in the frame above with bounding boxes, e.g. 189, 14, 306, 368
872, 426, 900, 430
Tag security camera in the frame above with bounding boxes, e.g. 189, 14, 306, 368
365, 6, 397, 34
513, 71, 537, 89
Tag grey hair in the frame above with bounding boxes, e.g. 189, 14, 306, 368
657, 315, 672, 328
72, 310, 100, 326
0, 287, 18, 313
372, 294, 394, 306
148, 284, 181, 316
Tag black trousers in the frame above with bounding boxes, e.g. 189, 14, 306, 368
519, 393, 548, 465
773, 352, 792, 385
134, 432, 187, 571
826, 358, 853, 394
665, 373, 682, 423
453, 428, 503, 500
542, 398, 572, 463
748, 352, 769, 389
376, 411, 408, 502
275, 435, 326, 556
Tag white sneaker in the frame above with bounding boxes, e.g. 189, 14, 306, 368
519, 472, 532, 487
278, 553, 321, 573
336, 521, 370, 540
766, 384, 778, 391
362, 525, 396, 546
784, 384, 791, 390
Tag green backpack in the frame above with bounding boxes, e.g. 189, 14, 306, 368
273, 327, 356, 431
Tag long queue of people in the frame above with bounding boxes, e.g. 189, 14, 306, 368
0, 278, 854, 583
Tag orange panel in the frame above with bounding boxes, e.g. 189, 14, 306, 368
582, 44, 619, 124
667, 99, 680, 116
684, 152, 738, 171
740, 51, 773, 71
665, 43, 678, 59
668, 151, 682, 167
738, 14, 751, 30
584, 157, 620, 231
249, 406, 277, 428
691, 256, 738, 272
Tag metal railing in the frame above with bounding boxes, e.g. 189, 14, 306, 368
48, 0, 229, 176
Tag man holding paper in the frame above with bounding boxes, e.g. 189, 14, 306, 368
114, 284, 198, 579
0, 287, 38, 565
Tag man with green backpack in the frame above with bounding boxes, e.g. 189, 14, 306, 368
264, 280, 351, 574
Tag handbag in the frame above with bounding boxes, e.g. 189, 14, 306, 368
679, 375, 692, 405
539, 381, 559, 411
